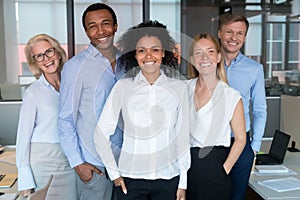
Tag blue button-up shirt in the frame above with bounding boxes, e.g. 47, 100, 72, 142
225, 52, 267, 152
58, 44, 124, 168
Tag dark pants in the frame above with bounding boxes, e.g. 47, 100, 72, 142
230, 133, 255, 200
116, 176, 179, 200
187, 146, 231, 200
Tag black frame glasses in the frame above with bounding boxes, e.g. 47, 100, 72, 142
32, 48, 56, 62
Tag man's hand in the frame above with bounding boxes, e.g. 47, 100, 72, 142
20, 189, 33, 198
253, 149, 257, 156
176, 188, 186, 200
75, 163, 103, 182
252, 150, 257, 172
114, 176, 127, 194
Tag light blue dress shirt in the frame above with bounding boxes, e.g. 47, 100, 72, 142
225, 52, 267, 152
58, 44, 124, 168
16, 74, 60, 190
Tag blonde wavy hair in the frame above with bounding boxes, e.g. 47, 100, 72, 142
187, 33, 227, 84
24, 34, 66, 79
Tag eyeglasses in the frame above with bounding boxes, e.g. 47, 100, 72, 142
32, 48, 56, 62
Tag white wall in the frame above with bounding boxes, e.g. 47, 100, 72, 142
0, 0, 6, 84
3, 1, 19, 83
245, 15, 262, 56
280, 95, 300, 149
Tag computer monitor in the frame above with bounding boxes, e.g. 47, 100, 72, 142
0, 101, 22, 146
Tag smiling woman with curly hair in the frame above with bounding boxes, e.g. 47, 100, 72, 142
94, 20, 190, 200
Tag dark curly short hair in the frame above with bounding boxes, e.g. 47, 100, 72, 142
82, 3, 117, 31
116, 20, 178, 72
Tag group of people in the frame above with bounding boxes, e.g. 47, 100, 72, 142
15, 2, 266, 200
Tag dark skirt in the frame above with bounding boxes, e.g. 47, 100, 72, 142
187, 146, 231, 200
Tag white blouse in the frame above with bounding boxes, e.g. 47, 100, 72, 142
189, 79, 241, 148
16, 74, 60, 190
94, 70, 191, 189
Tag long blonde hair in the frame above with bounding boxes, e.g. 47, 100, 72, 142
187, 33, 227, 83
24, 34, 66, 79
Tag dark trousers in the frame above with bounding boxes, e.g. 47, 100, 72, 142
230, 133, 254, 200
187, 146, 231, 200
116, 176, 179, 200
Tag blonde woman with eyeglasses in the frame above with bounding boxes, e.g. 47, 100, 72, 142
16, 34, 76, 199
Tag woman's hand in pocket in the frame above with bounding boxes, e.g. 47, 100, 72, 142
114, 176, 127, 194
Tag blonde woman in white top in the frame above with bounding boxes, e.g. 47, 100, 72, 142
186, 33, 246, 200
16, 34, 76, 199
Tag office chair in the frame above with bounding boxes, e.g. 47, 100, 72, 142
28, 175, 53, 200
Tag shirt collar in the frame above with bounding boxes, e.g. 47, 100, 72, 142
86, 43, 124, 77
86, 43, 121, 58
235, 52, 243, 63
39, 74, 58, 92
39, 73, 50, 86
133, 69, 168, 85
226, 52, 243, 67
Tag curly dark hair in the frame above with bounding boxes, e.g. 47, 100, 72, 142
117, 20, 178, 72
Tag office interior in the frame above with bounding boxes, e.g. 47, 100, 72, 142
1, 0, 300, 148
0, 0, 300, 199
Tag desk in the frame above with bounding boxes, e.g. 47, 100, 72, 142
0, 149, 18, 195
249, 152, 300, 199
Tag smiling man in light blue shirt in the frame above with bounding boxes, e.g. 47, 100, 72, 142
218, 13, 267, 200
58, 3, 124, 200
